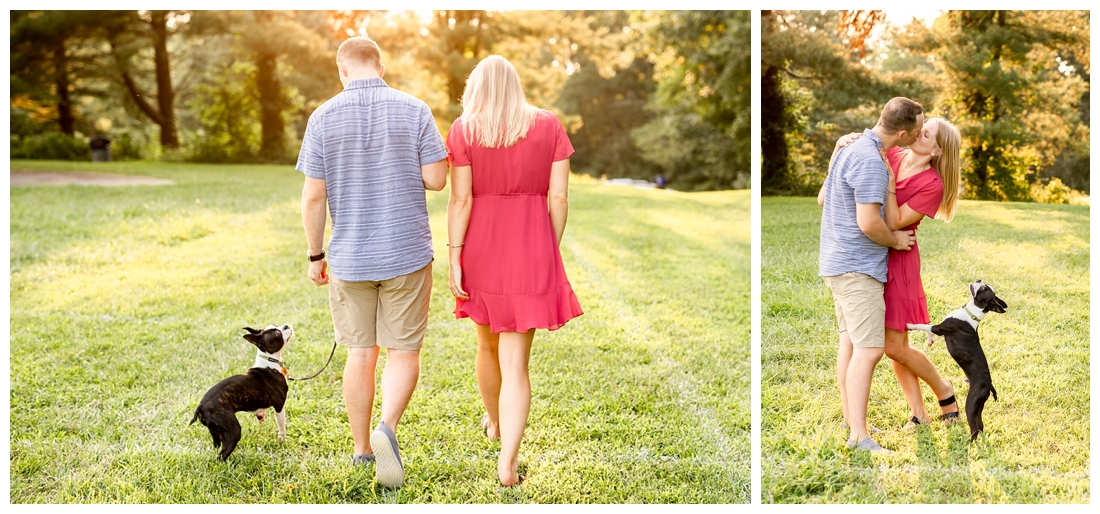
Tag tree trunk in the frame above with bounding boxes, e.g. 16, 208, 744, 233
149, 10, 179, 149
256, 50, 285, 162
760, 64, 790, 194
52, 39, 74, 136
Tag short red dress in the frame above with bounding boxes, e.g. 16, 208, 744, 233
445, 110, 584, 333
884, 146, 944, 332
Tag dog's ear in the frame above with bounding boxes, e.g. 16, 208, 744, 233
243, 328, 263, 348
989, 296, 1008, 313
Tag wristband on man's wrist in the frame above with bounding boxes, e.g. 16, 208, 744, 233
308, 249, 325, 262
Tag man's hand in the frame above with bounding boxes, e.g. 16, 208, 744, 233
891, 229, 916, 251
309, 259, 329, 286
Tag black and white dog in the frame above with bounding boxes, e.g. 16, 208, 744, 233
908, 281, 1007, 441
191, 325, 293, 460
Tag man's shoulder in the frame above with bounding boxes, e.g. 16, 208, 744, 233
307, 95, 341, 121
838, 139, 884, 170
315, 86, 430, 115
372, 85, 431, 111
849, 135, 881, 157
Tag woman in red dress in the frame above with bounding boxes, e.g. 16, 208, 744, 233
880, 117, 962, 427
446, 55, 583, 486
829, 116, 962, 428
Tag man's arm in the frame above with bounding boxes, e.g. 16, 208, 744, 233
421, 158, 448, 191
301, 176, 329, 286
856, 202, 914, 251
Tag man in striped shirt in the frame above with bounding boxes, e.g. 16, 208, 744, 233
817, 97, 922, 453
299, 37, 447, 487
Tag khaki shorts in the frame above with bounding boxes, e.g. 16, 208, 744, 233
823, 272, 885, 349
329, 262, 432, 351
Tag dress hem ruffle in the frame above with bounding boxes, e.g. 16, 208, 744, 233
454, 283, 583, 334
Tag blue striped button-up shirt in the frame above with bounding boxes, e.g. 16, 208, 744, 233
297, 78, 447, 282
819, 129, 890, 283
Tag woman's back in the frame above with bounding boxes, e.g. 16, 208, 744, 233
448, 110, 571, 196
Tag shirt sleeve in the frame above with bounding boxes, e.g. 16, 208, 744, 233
446, 117, 472, 167
907, 175, 945, 218
295, 110, 326, 179
847, 155, 888, 205
551, 113, 575, 161
417, 104, 448, 166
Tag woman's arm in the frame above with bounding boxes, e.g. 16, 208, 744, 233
819, 132, 863, 206
548, 158, 570, 245
879, 148, 926, 230
447, 164, 473, 300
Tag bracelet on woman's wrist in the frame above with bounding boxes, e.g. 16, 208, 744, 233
447, 243, 464, 248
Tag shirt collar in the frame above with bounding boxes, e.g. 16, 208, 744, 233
862, 128, 884, 148
344, 78, 389, 90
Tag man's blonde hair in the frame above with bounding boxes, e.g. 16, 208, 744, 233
337, 37, 381, 69
459, 55, 538, 149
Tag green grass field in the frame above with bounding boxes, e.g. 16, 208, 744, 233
761, 196, 1090, 503
9, 160, 750, 503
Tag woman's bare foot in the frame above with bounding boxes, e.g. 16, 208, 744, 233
939, 379, 960, 422
481, 414, 500, 440
498, 458, 521, 486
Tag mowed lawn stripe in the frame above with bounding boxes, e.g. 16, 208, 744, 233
9, 161, 749, 503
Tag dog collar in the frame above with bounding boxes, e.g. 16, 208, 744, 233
962, 305, 982, 322
257, 352, 288, 376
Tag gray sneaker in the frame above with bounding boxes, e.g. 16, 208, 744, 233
847, 437, 894, 454
370, 421, 405, 488
352, 454, 375, 466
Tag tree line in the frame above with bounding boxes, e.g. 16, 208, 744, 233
761, 10, 1090, 202
10, 10, 750, 191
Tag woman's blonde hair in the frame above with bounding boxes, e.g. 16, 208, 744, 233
459, 55, 538, 149
928, 116, 961, 222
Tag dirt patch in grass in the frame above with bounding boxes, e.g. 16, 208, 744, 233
10, 170, 174, 187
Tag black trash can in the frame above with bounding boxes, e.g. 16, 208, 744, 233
90, 135, 111, 162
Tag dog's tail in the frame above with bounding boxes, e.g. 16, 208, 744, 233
190, 407, 201, 425
991, 385, 998, 402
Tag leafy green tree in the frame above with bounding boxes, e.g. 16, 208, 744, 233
241, 11, 333, 162
911, 10, 1089, 200
185, 61, 261, 162
183, 10, 335, 163
99, 10, 192, 150
10, 11, 105, 137
633, 10, 751, 190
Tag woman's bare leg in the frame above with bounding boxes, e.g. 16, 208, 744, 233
475, 324, 501, 440
886, 329, 929, 423
496, 329, 534, 486
884, 328, 957, 420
